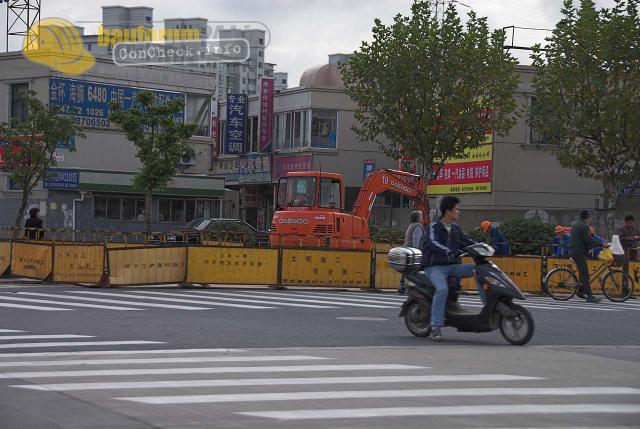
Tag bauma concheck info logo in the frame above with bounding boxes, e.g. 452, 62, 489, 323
23, 18, 95, 75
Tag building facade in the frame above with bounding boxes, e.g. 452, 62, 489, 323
0, 52, 232, 232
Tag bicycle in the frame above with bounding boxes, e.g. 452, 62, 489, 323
544, 258, 635, 302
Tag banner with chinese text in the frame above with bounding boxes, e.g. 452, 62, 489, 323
259, 78, 274, 152
225, 94, 247, 154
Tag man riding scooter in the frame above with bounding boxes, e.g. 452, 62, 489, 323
421, 196, 484, 342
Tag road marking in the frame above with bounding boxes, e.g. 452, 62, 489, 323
337, 317, 389, 321
183, 291, 396, 309
0, 355, 330, 367
17, 292, 214, 311
0, 348, 244, 358
0, 341, 164, 350
0, 302, 72, 311
252, 291, 402, 305
0, 329, 25, 333
121, 386, 640, 405
238, 403, 640, 420
0, 335, 93, 341
130, 291, 337, 309
0, 295, 144, 311
13, 374, 543, 392
65, 291, 274, 310
0, 364, 426, 379
457, 298, 618, 311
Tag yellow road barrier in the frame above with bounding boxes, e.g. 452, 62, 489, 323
108, 246, 187, 285
0, 241, 11, 276
458, 256, 542, 293
10, 242, 53, 280
374, 252, 402, 289
186, 247, 279, 285
281, 249, 371, 288
53, 244, 105, 284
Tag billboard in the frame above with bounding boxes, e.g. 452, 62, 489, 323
259, 78, 274, 152
427, 133, 493, 195
238, 154, 272, 183
225, 94, 247, 154
272, 154, 313, 181
43, 168, 80, 190
48, 77, 185, 129
363, 159, 376, 181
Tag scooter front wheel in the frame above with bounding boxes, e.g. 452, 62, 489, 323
404, 301, 432, 337
499, 303, 534, 345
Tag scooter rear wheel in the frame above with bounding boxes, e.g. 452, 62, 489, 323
404, 301, 432, 337
499, 303, 534, 346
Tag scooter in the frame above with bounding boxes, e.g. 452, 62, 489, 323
388, 243, 535, 345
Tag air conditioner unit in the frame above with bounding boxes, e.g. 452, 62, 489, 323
180, 155, 197, 166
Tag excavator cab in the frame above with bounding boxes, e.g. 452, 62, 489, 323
276, 172, 344, 212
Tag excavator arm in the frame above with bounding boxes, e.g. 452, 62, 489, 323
351, 169, 430, 223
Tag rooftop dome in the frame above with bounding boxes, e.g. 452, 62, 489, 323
299, 63, 344, 89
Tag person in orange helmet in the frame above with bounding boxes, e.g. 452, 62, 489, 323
552, 225, 570, 257
481, 220, 509, 256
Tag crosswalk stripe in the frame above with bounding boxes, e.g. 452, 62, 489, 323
0, 348, 244, 358
0, 341, 164, 350
457, 297, 622, 312
251, 291, 402, 305
17, 292, 215, 311
119, 386, 640, 405
0, 335, 93, 341
455, 299, 565, 311
0, 295, 144, 311
130, 291, 338, 309
0, 329, 25, 333
12, 374, 543, 392
0, 364, 426, 379
0, 355, 330, 367
238, 403, 640, 420
182, 291, 396, 308
0, 302, 72, 311
525, 298, 640, 311
66, 291, 274, 310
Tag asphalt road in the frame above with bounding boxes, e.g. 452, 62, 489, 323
0, 283, 639, 428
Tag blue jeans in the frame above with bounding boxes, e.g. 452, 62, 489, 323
424, 263, 484, 328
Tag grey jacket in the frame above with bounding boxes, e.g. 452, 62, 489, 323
403, 222, 425, 248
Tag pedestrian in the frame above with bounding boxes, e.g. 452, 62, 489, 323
569, 210, 609, 303
552, 226, 570, 257
24, 207, 43, 240
480, 220, 510, 256
619, 215, 640, 261
398, 210, 425, 294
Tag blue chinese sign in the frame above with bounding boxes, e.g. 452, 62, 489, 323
225, 94, 247, 154
238, 154, 272, 183
43, 168, 79, 190
49, 78, 185, 129
363, 159, 376, 181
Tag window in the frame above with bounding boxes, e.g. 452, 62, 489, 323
10, 83, 29, 124
293, 111, 302, 147
186, 93, 211, 137
282, 78, 287, 84
286, 177, 317, 207
93, 196, 144, 221
258, 50, 263, 57
195, 199, 222, 218
319, 178, 341, 208
275, 112, 291, 149
249, 116, 259, 152
311, 110, 337, 148
259, 38, 264, 45
158, 198, 210, 222
87, 43, 92, 51
242, 77, 247, 84
528, 97, 549, 145
258, 62, 263, 68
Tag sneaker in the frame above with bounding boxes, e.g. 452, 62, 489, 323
585, 295, 601, 303
430, 327, 443, 342
397, 287, 407, 295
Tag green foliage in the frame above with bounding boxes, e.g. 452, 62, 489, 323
371, 228, 405, 244
109, 91, 197, 230
339, 0, 519, 181
0, 90, 83, 226
498, 219, 555, 255
530, 0, 640, 208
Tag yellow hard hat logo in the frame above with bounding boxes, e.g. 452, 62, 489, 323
23, 18, 95, 75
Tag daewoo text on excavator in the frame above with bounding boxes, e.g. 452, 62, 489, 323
269, 169, 429, 250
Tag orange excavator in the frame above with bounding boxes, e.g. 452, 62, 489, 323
269, 169, 429, 250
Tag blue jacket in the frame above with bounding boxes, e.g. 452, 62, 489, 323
489, 227, 510, 256
553, 234, 570, 257
421, 221, 474, 267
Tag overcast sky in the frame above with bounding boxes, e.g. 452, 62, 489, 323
1, 0, 617, 86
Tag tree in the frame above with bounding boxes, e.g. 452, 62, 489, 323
530, 0, 640, 233
0, 90, 82, 228
109, 91, 196, 232
339, 0, 520, 213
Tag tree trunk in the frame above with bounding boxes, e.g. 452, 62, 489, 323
13, 191, 29, 239
144, 189, 153, 233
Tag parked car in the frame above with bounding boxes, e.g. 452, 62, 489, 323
164, 218, 269, 246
